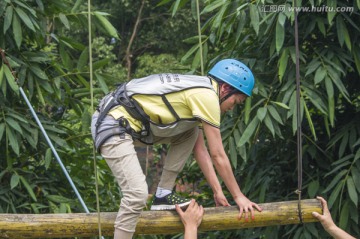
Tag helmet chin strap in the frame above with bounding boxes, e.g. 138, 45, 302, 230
219, 89, 237, 104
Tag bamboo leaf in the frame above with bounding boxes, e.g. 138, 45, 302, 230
20, 176, 37, 202
305, 60, 321, 76
0, 64, 4, 87
327, 0, 337, 24
10, 174, 20, 189
271, 101, 290, 110
29, 65, 48, 80
13, 0, 37, 16
328, 182, 342, 208
316, 18, 326, 36
15, 7, 35, 31
77, 47, 89, 71
171, 0, 181, 16
5, 117, 23, 134
59, 13, 70, 29
351, 167, 360, 193
6, 125, 19, 155
237, 117, 259, 146
304, 87, 327, 114
278, 49, 288, 81
314, 66, 326, 84
12, 13, 22, 48
355, 47, 360, 75
257, 107, 267, 122
4, 6, 13, 34
36, 0, 44, 11
94, 72, 109, 94
304, 100, 317, 140
94, 12, 119, 39
0, 123, 5, 141
45, 148, 52, 169
336, 15, 351, 51
264, 114, 275, 137
339, 201, 349, 229
35, 80, 45, 105
308, 180, 319, 198
71, 0, 83, 12
244, 97, 251, 124
347, 177, 358, 206
229, 137, 237, 169
275, 14, 285, 53
268, 105, 283, 125
3, 63, 19, 94
323, 170, 346, 193
336, 15, 345, 47
249, 4, 259, 35
46, 195, 73, 203
202, 0, 224, 13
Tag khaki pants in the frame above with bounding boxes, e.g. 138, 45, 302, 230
100, 128, 199, 232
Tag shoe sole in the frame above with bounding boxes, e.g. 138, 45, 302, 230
150, 201, 191, 211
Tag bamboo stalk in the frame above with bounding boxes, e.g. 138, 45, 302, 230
0, 199, 322, 238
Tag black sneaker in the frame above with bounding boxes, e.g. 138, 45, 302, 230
150, 193, 191, 210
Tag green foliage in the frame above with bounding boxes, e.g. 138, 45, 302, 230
169, 0, 360, 238
0, 0, 359, 239
133, 53, 191, 78
0, 0, 120, 216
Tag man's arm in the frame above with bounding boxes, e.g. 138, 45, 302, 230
312, 196, 356, 239
201, 121, 262, 220
193, 129, 230, 207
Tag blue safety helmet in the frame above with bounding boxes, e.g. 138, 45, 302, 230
208, 59, 255, 96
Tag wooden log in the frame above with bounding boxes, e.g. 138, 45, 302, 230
0, 199, 322, 238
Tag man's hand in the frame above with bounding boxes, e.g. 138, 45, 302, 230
214, 191, 230, 207
176, 199, 204, 239
234, 195, 262, 221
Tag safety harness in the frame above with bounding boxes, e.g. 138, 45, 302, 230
94, 83, 150, 151
93, 74, 216, 151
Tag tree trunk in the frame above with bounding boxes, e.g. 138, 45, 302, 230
0, 199, 322, 238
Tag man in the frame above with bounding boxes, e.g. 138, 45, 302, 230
91, 59, 262, 239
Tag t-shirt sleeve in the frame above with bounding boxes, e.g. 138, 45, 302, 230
186, 89, 220, 128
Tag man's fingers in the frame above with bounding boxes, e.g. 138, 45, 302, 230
253, 203, 262, 212
238, 208, 243, 220
244, 208, 249, 221
175, 204, 183, 216
312, 212, 320, 218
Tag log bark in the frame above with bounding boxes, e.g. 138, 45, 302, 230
0, 199, 322, 238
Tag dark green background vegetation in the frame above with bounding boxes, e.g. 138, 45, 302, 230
0, 0, 359, 238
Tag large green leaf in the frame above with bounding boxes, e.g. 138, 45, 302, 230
323, 170, 346, 193
3, 64, 19, 94
347, 177, 358, 206
237, 117, 259, 146
275, 13, 285, 53
4, 6, 13, 34
249, 4, 259, 35
12, 13, 22, 48
256, 107, 267, 122
94, 12, 119, 39
15, 7, 35, 32
229, 136, 237, 169
19, 176, 37, 202
10, 174, 20, 189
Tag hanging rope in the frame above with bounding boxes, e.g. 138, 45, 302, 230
196, 0, 204, 75
293, 0, 304, 224
87, 0, 103, 237
0, 48, 91, 214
